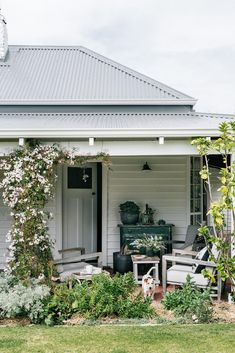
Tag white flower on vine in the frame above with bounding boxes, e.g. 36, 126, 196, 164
6, 231, 12, 242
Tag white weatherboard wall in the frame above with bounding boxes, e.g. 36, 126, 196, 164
0, 184, 11, 268
0, 171, 11, 268
106, 156, 189, 265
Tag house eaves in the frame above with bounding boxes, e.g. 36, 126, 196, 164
0, 112, 233, 139
0, 99, 196, 106
0, 128, 230, 139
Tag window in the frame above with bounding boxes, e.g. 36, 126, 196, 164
67, 167, 92, 189
190, 157, 204, 225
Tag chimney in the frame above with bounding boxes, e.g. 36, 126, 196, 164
0, 9, 8, 60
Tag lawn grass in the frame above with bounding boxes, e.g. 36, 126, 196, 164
0, 324, 235, 353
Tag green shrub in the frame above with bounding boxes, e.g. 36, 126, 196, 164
117, 295, 153, 318
161, 275, 213, 323
119, 201, 140, 214
44, 273, 155, 325
0, 273, 50, 323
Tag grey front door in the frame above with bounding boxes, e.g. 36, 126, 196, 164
62, 163, 97, 253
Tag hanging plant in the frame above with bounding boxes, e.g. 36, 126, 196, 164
0, 143, 109, 281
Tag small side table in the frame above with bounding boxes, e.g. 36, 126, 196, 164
131, 255, 160, 285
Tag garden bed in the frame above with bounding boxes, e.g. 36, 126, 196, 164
213, 302, 235, 323
1, 271, 235, 327
0, 317, 31, 327
1, 300, 235, 327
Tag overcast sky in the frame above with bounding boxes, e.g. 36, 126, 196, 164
1, 0, 235, 114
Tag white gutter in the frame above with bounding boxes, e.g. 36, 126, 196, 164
0, 99, 197, 106
0, 128, 222, 139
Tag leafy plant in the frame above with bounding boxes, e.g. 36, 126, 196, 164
120, 244, 133, 255
43, 273, 155, 325
161, 275, 213, 323
119, 201, 140, 214
0, 272, 50, 323
192, 121, 235, 288
43, 280, 82, 325
131, 234, 165, 251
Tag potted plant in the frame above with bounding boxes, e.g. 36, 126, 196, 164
140, 204, 156, 225
113, 245, 134, 274
131, 234, 165, 257
119, 201, 140, 225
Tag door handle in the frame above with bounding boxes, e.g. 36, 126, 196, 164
92, 192, 96, 195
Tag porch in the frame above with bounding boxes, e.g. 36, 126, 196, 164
0, 152, 220, 269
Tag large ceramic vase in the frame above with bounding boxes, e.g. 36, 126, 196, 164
120, 212, 139, 225
113, 252, 133, 274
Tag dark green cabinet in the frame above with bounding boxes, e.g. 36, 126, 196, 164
118, 224, 174, 253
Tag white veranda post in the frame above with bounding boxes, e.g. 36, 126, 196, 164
232, 152, 235, 257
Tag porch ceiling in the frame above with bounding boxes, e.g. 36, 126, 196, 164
0, 112, 234, 138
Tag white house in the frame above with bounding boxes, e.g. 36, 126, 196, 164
0, 12, 234, 268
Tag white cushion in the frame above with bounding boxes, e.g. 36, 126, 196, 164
167, 264, 209, 286
59, 263, 102, 281
169, 265, 193, 273
57, 261, 88, 274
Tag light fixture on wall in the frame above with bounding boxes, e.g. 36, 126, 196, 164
142, 162, 152, 172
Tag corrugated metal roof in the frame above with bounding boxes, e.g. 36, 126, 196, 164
0, 112, 233, 138
0, 46, 196, 105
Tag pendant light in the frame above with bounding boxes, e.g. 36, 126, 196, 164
142, 162, 152, 172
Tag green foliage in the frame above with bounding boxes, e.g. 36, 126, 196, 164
43, 281, 79, 325
0, 272, 50, 323
161, 276, 213, 323
192, 122, 235, 287
119, 201, 140, 214
43, 273, 155, 325
131, 233, 165, 252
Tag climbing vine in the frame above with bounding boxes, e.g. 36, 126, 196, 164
0, 143, 109, 281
